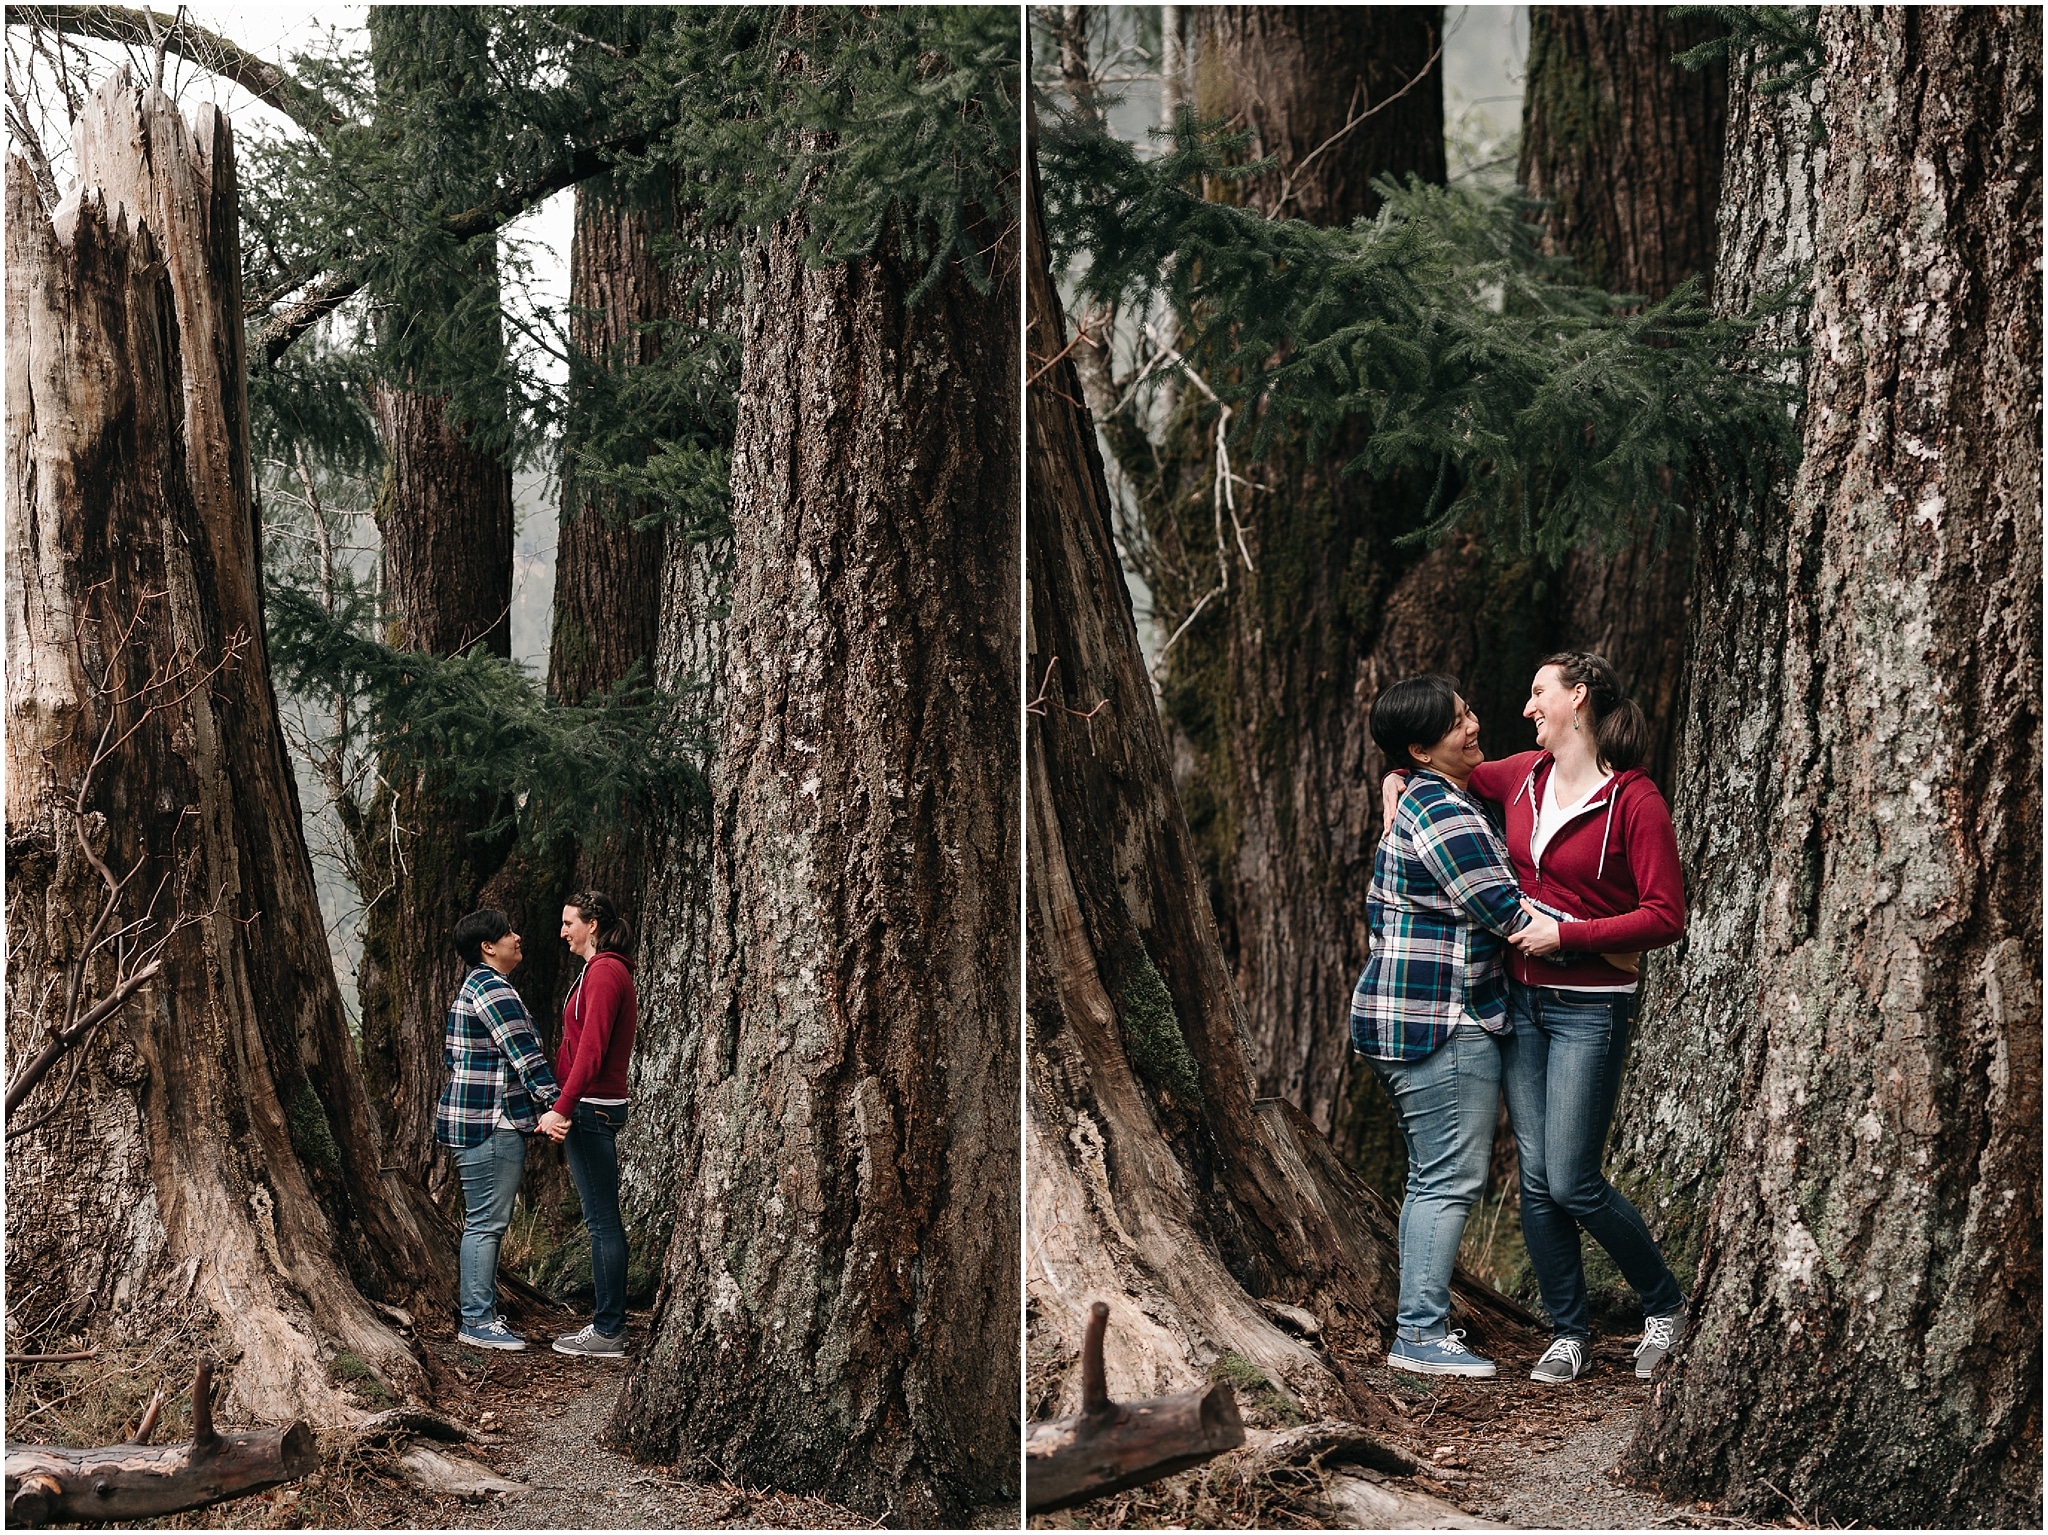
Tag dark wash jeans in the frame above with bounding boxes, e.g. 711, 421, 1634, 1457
563, 1101, 630, 1338
1499, 983, 1685, 1338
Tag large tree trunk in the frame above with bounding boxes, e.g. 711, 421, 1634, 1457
1520, 6, 1727, 791
603, 211, 1020, 1523
4, 79, 442, 1426
1131, 8, 1557, 1157
1615, 10, 2041, 1525
1025, 148, 1532, 1430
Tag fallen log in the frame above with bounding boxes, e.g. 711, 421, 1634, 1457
4, 1361, 317, 1526
1026, 1302, 1246, 1515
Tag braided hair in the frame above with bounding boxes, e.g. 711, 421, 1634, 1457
1540, 651, 1651, 774
566, 890, 634, 957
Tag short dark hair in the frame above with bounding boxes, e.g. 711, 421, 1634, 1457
1370, 674, 1461, 768
566, 890, 633, 957
453, 908, 514, 968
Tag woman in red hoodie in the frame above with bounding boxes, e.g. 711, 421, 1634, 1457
536, 890, 638, 1357
1386, 650, 1688, 1387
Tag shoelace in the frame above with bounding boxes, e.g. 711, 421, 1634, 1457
1538, 1337, 1583, 1368
1633, 1315, 1677, 1358
1437, 1329, 1472, 1355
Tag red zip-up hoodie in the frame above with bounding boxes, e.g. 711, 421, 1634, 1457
554, 950, 636, 1116
1466, 750, 1686, 988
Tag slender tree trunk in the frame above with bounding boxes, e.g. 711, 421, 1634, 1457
356, 384, 516, 1199
1024, 152, 1532, 1427
4, 80, 442, 1426
604, 210, 1021, 1523
1616, 11, 2041, 1525
353, 8, 519, 1199
1520, 6, 1727, 790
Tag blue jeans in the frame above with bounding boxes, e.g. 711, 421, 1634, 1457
1367, 1023, 1500, 1341
450, 1127, 527, 1328
1499, 984, 1685, 1338
564, 1102, 630, 1337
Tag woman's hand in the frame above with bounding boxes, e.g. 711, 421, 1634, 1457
537, 1109, 570, 1142
1509, 899, 1563, 957
1381, 770, 1409, 832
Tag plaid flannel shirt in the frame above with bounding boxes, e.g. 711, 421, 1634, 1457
435, 966, 559, 1149
1350, 770, 1531, 1062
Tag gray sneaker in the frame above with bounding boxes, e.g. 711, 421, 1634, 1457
458, 1318, 528, 1351
1634, 1310, 1685, 1378
1530, 1335, 1590, 1383
552, 1323, 627, 1358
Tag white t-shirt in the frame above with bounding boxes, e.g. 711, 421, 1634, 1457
1531, 768, 1635, 994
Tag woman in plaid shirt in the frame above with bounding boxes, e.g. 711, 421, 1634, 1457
435, 908, 561, 1350
1350, 674, 1531, 1379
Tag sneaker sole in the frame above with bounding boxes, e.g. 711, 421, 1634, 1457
1387, 1353, 1496, 1378
1530, 1366, 1590, 1382
459, 1335, 528, 1351
552, 1341, 628, 1357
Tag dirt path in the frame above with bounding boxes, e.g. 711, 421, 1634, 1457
324, 1308, 881, 1530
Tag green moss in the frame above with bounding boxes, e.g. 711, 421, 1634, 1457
1121, 945, 1202, 1106
287, 1077, 343, 1177
329, 1352, 396, 1407
1208, 1352, 1307, 1426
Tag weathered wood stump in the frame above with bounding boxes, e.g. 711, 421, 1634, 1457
4, 1362, 316, 1525
1025, 1302, 1246, 1515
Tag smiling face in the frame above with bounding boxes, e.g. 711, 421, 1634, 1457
1524, 664, 1586, 751
561, 904, 598, 959
1410, 693, 1484, 783
479, 928, 523, 975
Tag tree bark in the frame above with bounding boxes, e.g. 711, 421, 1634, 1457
1520, 6, 1727, 792
3, 78, 442, 1426
1617, 10, 2041, 1525
603, 213, 1020, 1523
1025, 150, 1534, 1431
1130, 8, 1556, 1159
356, 383, 516, 1198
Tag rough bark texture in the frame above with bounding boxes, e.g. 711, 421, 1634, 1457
1520, 6, 1727, 793
604, 215, 1020, 1524
1602, 15, 1829, 1286
1131, 8, 1556, 1161
1617, 11, 2041, 1525
1026, 156, 1534, 1431
547, 172, 669, 898
355, 382, 517, 1198
3, 79, 440, 1426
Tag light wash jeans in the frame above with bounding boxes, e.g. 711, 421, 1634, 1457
450, 1126, 527, 1329
1367, 1021, 1500, 1341
564, 1101, 630, 1337
1499, 983, 1685, 1338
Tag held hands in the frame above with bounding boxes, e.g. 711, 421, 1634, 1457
1508, 899, 1563, 957
537, 1109, 570, 1143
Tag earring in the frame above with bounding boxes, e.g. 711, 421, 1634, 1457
1572, 712, 1580, 731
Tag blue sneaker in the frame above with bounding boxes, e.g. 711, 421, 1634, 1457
458, 1318, 528, 1351
1387, 1329, 1496, 1378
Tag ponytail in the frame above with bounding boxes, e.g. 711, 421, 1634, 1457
1540, 650, 1650, 774
567, 889, 634, 957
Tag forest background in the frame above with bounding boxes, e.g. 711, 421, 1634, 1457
5, 4, 1019, 1525
1025, 4, 2037, 1530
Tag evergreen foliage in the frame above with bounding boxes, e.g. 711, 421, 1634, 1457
1670, 7, 1824, 96
267, 580, 707, 845
1040, 110, 1802, 562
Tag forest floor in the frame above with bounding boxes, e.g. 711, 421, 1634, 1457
14, 1298, 1014, 1531
1031, 1329, 1806, 1531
